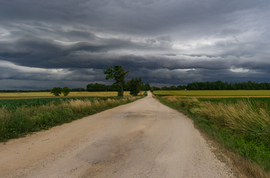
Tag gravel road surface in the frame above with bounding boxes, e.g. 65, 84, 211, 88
0, 92, 234, 178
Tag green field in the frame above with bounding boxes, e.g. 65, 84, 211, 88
0, 91, 145, 110
153, 90, 270, 97
0, 91, 144, 100
0, 97, 112, 110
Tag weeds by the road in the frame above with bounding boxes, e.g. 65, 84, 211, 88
0, 96, 140, 142
157, 96, 270, 178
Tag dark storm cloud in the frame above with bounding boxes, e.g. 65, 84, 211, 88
0, 34, 173, 69
1, 0, 268, 37
2, 36, 270, 71
1, 0, 270, 89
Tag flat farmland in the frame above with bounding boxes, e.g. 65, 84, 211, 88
153, 90, 270, 98
0, 91, 142, 100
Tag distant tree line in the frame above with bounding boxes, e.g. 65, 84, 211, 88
86, 82, 151, 92
185, 81, 270, 90
2, 81, 270, 93
70, 88, 86, 91
151, 85, 186, 91
150, 81, 270, 91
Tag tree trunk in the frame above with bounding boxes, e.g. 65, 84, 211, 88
120, 82, 124, 98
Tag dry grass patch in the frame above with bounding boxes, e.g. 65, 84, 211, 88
191, 100, 270, 134
63, 99, 92, 113
0, 91, 135, 100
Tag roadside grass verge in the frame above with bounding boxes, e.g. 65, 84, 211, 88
157, 96, 270, 178
0, 96, 143, 142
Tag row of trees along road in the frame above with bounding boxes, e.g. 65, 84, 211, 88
103, 65, 149, 97
50, 65, 150, 97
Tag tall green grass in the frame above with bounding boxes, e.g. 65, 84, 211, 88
0, 96, 141, 142
158, 96, 270, 177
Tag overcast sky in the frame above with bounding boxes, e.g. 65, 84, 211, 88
1, 0, 270, 90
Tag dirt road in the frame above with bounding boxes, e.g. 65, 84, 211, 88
0, 92, 234, 178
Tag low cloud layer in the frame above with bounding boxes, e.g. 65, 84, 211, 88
1, 0, 270, 89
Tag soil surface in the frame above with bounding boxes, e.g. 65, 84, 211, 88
0, 92, 235, 178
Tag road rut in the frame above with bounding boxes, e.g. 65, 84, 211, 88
0, 92, 234, 177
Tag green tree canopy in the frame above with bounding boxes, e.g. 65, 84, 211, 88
127, 77, 143, 96
62, 87, 70, 96
145, 82, 151, 91
51, 87, 62, 96
103, 65, 129, 97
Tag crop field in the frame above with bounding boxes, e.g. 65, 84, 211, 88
153, 90, 270, 97
0, 91, 146, 110
0, 97, 109, 110
0, 91, 144, 100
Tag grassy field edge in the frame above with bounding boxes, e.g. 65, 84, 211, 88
0, 91, 145, 100
153, 90, 270, 97
0, 95, 146, 142
155, 96, 270, 178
